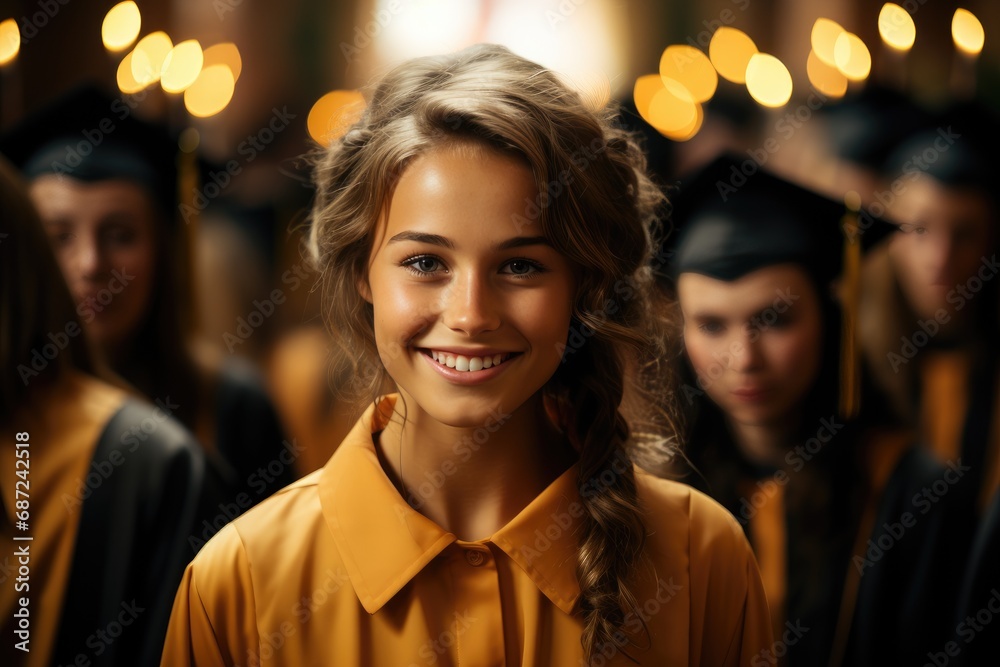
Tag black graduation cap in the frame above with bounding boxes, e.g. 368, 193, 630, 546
817, 85, 932, 171
0, 84, 179, 218
881, 100, 1000, 199
665, 153, 899, 418
666, 153, 897, 284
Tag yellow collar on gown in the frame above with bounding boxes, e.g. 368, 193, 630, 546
318, 394, 584, 615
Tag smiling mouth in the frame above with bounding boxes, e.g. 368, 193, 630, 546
424, 350, 517, 372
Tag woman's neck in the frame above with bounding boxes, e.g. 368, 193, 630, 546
727, 416, 801, 468
376, 391, 577, 541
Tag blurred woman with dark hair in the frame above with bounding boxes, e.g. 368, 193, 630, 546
0, 86, 296, 520
0, 155, 206, 666
664, 155, 959, 665
861, 108, 1000, 514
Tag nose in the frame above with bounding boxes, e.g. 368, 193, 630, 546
441, 271, 501, 336
73, 233, 108, 281
730, 329, 764, 373
924, 232, 955, 283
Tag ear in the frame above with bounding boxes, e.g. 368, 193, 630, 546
357, 276, 373, 304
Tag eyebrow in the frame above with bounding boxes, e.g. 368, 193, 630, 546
688, 306, 787, 322
387, 231, 551, 251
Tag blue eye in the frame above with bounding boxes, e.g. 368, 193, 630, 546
402, 255, 445, 275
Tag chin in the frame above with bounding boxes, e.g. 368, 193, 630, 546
400, 387, 523, 431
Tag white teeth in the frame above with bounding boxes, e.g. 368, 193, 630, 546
428, 350, 510, 372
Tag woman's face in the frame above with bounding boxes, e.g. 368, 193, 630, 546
888, 175, 995, 322
30, 175, 158, 349
678, 263, 823, 428
364, 144, 576, 429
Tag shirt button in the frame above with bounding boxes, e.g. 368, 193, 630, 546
465, 549, 485, 567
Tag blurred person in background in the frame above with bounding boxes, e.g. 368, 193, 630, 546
0, 155, 206, 666
858, 106, 1000, 660
663, 154, 960, 665
859, 107, 1000, 516
0, 86, 297, 519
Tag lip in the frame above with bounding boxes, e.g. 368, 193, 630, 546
77, 290, 114, 311
731, 386, 772, 402
418, 348, 521, 386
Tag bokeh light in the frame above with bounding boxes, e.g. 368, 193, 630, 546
116, 50, 147, 94
811, 18, 846, 67
307, 90, 366, 145
807, 49, 848, 98
102, 1, 141, 52
184, 64, 236, 117
202, 42, 242, 82
952, 8, 985, 55
161, 40, 204, 93
633, 74, 665, 124
132, 31, 173, 85
834, 32, 872, 81
0, 18, 20, 66
647, 79, 698, 134
659, 45, 717, 103
709, 27, 758, 84
662, 102, 704, 142
745, 53, 793, 107
878, 3, 916, 51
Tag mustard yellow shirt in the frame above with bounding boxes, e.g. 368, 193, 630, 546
161, 395, 772, 666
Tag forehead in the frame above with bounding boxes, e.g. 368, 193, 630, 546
677, 263, 816, 316
29, 175, 159, 220
892, 174, 994, 225
378, 143, 539, 241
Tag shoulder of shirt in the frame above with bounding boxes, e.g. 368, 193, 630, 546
633, 465, 750, 553
191, 467, 326, 564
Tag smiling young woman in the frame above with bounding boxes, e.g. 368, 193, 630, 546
160, 45, 773, 666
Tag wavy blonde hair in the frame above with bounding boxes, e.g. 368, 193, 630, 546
309, 44, 680, 663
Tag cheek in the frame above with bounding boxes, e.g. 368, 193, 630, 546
50, 245, 76, 279
369, 275, 435, 345
765, 327, 821, 386
119, 241, 157, 299
116, 238, 156, 274
529, 288, 574, 343
682, 328, 718, 380
889, 236, 926, 281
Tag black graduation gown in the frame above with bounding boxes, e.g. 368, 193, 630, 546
183, 359, 298, 553
681, 415, 960, 665
49, 399, 206, 667
952, 490, 1000, 667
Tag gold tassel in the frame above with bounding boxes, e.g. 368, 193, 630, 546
177, 141, 200, 334
839, 193, 862, 420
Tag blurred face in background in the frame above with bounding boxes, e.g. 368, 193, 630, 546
888, 174, 996, 323
30, 175, 158, 349
679, 264, 824, 429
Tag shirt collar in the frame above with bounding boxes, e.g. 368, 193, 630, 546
319, 394, 583, 615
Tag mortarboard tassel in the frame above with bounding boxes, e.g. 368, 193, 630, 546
177, 145, 200, 334
839, 194, 862, 420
